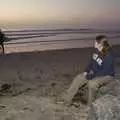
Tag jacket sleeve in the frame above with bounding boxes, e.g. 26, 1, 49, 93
89, 53, 104, 75
94, 52, 114, 76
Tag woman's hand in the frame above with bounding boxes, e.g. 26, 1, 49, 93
89, 70, 94, 75
83, 72, 88, 77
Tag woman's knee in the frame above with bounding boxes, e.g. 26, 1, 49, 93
75, 73, 85, 78
88, 81, 98, 90
75, 73, 87, 82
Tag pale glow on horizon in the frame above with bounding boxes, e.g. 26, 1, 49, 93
0, 0, 120, 26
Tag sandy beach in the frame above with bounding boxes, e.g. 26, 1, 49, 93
0, 45, 120, 120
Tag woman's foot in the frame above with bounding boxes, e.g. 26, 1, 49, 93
55, 95, 72, 107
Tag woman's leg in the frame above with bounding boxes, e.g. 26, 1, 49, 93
63, 73, 88, 103
88, 76, 113, 106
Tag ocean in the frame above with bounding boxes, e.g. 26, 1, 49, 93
2, 25, 120, 53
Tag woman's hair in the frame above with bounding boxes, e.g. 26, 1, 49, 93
96, 35, 112, 57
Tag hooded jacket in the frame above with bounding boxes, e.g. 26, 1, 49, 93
85, 48, 115, 80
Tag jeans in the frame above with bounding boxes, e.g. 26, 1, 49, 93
62, 73, 113, 105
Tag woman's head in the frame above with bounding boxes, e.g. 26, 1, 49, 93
94, 35, 109, 50
94, 35, 111, 57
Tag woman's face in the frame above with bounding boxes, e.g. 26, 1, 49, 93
94, 41, 103, 51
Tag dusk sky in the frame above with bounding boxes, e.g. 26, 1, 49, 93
0, 0, 120, 27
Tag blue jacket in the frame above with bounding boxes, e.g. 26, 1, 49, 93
85, 48, 115, 80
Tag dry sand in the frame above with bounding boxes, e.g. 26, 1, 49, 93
0, 45, 120, 120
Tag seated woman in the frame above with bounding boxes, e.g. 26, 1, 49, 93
62, 35, 115, 106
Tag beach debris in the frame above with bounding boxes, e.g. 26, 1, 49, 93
51, 82, 56, 87
0, 104, 6, 108
0, 83, 11, 92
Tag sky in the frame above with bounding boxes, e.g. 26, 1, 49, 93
0, 0, 120, 27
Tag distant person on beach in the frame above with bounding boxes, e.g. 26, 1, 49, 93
0, 29, 6, 54
62, 35, 115, 106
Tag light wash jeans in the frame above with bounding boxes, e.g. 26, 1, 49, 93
63, 73, 113, 105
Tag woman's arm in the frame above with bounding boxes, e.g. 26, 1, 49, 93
94, 51, 114, 76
